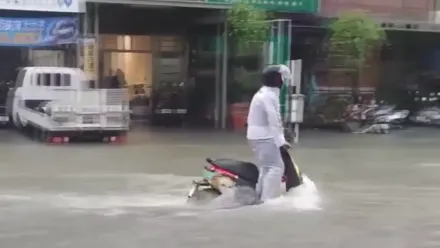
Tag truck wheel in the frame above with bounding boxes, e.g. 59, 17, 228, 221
31, 127, 39, 141
7, 114, 13, 128
343, 121, 361, 133
32, 127, 45, 142
39, 130, 49, 143
14, 114, 23, 130
23, 124, 33, 137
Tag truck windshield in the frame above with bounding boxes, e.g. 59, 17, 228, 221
15, 69, 25, 88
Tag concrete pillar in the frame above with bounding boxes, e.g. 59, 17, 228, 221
94, 3, 100, 86
214, 22, 221, 129
220, 13, 228, 130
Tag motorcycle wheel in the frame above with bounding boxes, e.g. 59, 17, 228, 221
187, 188, 220, 205
342, 121, 361, 133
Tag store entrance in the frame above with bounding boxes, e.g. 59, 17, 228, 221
97, 4, 222, 127
102, 50, 153, 121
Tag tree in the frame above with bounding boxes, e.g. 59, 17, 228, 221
227, 3, 270, 50
328, 11, 386, 102
226, 3, 271, 104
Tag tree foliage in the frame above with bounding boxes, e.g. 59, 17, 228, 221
328, 11, 386, 68
227, 3, 270, 48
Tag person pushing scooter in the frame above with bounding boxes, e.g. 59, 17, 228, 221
246, 64, 293, 202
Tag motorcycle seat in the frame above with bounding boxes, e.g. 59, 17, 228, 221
206, 158, 259, 185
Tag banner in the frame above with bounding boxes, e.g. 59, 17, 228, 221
0, 0, 84, 13
82, 38, 96, 81
0, 17, 78, 47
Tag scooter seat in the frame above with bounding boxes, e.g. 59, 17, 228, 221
207, 158, 259, 185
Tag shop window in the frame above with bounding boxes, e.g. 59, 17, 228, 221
102, 51, 153, 97
30, 50, 64, 67
158, 36, 183, 52
132, 36, 151, 51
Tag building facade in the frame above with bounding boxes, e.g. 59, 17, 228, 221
78, 0, 319, 129
0, 0, 84, 77
1, 0, 437, 129
303, 0, 440, 128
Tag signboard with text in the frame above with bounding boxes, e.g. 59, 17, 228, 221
206, 0, 318, 13
119, 0, 317, 13
82, 38, 97, 81
0, 17, 79, 47
0, 0, 84, 13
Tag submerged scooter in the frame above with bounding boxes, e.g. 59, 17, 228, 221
187, 147, 303, 204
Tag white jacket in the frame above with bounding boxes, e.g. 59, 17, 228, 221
246, 86, 286, 147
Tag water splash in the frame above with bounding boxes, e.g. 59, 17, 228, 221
0, 173, 196, 216
0, 173, 321, 217
263, 174, 322, 211
53, 193, 188, 210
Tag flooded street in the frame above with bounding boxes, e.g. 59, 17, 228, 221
1, 127, 440, 247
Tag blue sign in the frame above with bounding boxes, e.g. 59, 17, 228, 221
58, 0, 73, 7
0, 17, 78, 47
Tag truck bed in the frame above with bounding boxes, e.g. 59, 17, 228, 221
20, 89, 129, 131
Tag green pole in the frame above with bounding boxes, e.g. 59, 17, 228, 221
270, 21, 289, 120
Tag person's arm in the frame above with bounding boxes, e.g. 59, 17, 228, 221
262, 94, 287, 147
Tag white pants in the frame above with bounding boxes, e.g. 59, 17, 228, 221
248, 138, 284, 201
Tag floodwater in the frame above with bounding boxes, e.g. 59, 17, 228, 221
1, 127, 440, 247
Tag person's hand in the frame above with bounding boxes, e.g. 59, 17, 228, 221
282, 142, 291, 150
284, 128, 293, 143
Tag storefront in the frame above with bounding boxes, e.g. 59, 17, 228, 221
0, 0, 84, 117
100, 33, 186, 125
0, 0, 84, 71
80, 0, 319, 129
80, 3, 222, 126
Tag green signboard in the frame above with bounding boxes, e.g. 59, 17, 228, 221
206, 0, 318, 13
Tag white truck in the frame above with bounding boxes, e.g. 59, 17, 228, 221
6, 67, 130, 143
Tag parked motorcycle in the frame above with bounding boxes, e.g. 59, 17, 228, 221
409, 106, 440, 125
187, 148, 303, 205
342, 103, 409, 134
